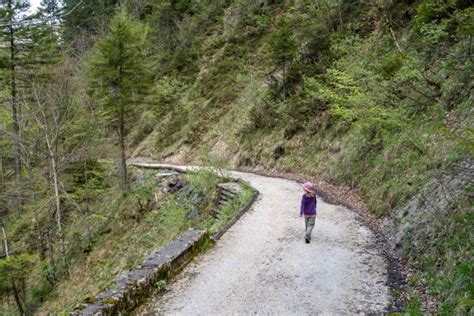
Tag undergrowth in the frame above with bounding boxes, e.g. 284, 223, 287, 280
1, 163, 253, 314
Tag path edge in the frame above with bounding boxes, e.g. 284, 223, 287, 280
70, 163, 259, 315
130, 161, 405, 312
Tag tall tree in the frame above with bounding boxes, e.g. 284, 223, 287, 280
23, 58, 97, 284
0, 0, 61, 207
89, 9, 150, 192
0, 0, 30, 188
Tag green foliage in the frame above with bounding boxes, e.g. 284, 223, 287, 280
0, 253, 36, 312
452, 7, 474, 37
89, 9, 151, 125
63, 161, 110, 201
27, 264, 55, 310
233, 0, 270, 37
208, 184, 254, 235
284, 0, 332, 62
62, 0, 120, 46
88, 8, 152, 190
305, 70, 400, 131
154, 279, 166, 293
414, 0, 474, 46
268, 19, 297, 67
187, 169, 220, 210
379, 52, 405, 79
247, 97, 280, 131
415, 0, 457, 25
153, 77, 186, 114
405, 292, 423, 315
0, 254, 35, 286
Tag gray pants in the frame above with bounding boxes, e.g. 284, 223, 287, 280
305, 216, 316, 240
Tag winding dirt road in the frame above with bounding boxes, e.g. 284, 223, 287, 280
133, 164, 390, 315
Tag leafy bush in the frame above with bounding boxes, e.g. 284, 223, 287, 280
379, 52, 405, 79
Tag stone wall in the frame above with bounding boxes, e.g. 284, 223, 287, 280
70, 229, 210, 315
71, 165, 259, 315
213, 181, 259, 241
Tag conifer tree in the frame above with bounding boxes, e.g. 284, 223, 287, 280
0, 0, 60, 200
89, 9, 150, 192
1, 1, 63, 286
269, 19, 297, 68
0, 0, 31, 186
0, 253, 35, 314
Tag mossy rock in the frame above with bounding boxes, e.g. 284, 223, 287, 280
101, 297, 118, 305
84, 295, 97, 304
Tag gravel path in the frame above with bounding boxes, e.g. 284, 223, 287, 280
133, 164, 390, 315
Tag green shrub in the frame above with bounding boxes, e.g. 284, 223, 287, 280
416, 0, 457, 25
379, 53, 405, 79
247, 99, 280, 131
154, 279, 166, 293
268, 19, 298, 67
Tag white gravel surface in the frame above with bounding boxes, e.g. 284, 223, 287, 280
133, 164, 390, 315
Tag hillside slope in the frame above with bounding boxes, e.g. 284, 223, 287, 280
129, 0, 473, 313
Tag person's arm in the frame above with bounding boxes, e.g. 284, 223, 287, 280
300, 196, 305, 217
314, 196, 317, 215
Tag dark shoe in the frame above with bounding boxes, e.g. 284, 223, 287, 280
305, 238, 310, 244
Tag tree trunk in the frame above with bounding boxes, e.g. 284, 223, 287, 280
45, 224, 57, 284
1, 223, 9, 258
83, 160, 92, 242
8, 5, 21, 186
338, 1, 343, 30
26, 158, 46, 260
117, 61, 128, 193
119, 103, 129, 192
11, 279, 25, 316
50, 152, 68, 276
0, 157, 5, 190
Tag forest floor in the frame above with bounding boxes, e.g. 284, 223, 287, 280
131, 164, 397, 314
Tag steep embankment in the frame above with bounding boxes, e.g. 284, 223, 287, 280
130, 1, 472, 313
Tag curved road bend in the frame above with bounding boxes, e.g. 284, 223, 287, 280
132, 164, 390, 315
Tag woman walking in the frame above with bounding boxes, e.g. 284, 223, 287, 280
300, 182, 317, 243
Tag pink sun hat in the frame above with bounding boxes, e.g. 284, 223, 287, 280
303, 182, 315, 193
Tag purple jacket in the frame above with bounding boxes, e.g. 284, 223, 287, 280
300, 194, 317, 217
